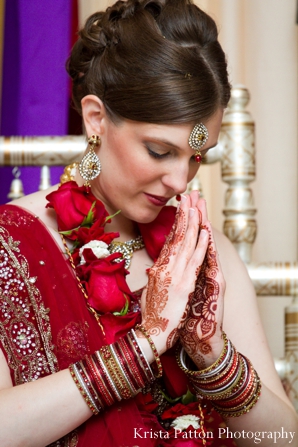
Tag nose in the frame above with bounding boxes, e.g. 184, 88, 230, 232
162, 164, 189, 195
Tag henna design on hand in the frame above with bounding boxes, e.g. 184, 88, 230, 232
180, 232, 220, 366
166, 302, 189, 350
142, 209, 187, 338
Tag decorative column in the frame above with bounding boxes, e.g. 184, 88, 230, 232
284, 298, 298, 411
220, 85, 256, 264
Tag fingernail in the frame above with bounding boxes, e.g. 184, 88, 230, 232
189, 208, 195, 217
181, 194, 187, 204
176, 194, 181, 202
201, 229, 208, 239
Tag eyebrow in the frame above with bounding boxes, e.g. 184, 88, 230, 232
148, 138, 219, 152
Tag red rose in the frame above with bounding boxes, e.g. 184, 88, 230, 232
73, 219, 119, 246
138, 206, 176, 261
77, 253, 133, 314
99, 311, 141, 344
46, 181, 108, 232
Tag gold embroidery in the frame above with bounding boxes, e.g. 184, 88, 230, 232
47, 430, 79, 447
0, 208, 36, 227
0, 226, 58, 384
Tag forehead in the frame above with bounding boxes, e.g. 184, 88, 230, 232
107, 108, 223, 151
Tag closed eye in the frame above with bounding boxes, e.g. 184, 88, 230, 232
147, 147, 170, 159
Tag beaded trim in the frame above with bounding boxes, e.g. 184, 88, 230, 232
109, 235, 145, 269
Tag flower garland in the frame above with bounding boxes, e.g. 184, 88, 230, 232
45, 181, 222, 446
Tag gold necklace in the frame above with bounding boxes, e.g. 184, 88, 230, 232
109, 236, 145, 269
60, 162, 79, 184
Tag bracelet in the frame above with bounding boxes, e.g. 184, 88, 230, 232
69, 363, 101, 415
129, 329, 155, 383
135, 324, 163, 378
175, 332, 262, 418
177, 332, 230, 379
69, 330, 155, 415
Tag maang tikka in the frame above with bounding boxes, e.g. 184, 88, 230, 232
79, 134, 101, 186
189, 123, 208, 163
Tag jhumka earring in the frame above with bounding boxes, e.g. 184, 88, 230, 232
79, 134, 101, 186
188, 123, 208, 163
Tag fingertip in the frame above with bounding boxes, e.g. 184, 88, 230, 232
200, 228, 209, 241
189, 207, 195, 218
180, 194, 187, 204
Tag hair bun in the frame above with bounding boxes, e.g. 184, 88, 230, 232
68, 0, 230, 123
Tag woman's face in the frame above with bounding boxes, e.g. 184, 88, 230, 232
90, 108, 223, 224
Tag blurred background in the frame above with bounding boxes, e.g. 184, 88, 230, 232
0, 0, 297, 359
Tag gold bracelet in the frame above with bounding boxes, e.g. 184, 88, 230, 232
135, 324, 163, 378
176, 332, 229, 378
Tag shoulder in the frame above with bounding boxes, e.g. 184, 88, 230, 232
5, 186, 62, 247
7, 186, 58, 230
212, 226, 248, 276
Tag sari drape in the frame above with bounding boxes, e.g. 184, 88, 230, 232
0, 204, 236, 447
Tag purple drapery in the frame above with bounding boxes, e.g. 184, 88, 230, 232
0, 0, 72, 204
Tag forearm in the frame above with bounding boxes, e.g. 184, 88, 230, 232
0, 369, 92, 447
0, 330, 159, 447
224, 384, 298, 446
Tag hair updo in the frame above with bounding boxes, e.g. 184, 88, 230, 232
67, 0, 231, 124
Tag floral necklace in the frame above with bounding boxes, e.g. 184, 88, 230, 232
46, 181, 141, 318
45, 180, 176, 337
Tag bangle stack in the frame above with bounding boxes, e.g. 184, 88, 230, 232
69, 329, 155, 415
177, 332, 262, 418
135, 324, 163, 378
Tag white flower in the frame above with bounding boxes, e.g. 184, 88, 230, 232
79, 240, 110, 264
171, 414, 200, 431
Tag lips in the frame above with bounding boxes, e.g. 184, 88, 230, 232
144, 193, 170, 207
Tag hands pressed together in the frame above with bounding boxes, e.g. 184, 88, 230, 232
140, 191, 225, 369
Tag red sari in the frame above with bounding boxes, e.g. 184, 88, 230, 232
0, 204, 236, 447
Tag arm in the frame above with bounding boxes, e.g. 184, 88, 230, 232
215, 229, 298, 445
0, 352, 92, 447
178, 192, 297, 447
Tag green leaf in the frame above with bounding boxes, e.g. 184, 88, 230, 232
159, 388, 196, 405
160, 389, 181, 404
59, 228, 79, 236
105, 209, 121, 223
181, 389, 196, 405
81, 202, 96, 227
113, 295, 129, 316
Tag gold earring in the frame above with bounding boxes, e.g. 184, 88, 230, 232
189, 123, 208, 163
79, 135, 101, 186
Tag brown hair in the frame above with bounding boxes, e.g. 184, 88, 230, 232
67, 0, 230, 124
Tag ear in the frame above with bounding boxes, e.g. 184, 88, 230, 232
81, 95, 107, 138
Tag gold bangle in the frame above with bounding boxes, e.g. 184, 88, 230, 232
99, 345, 133, 400
177, 332, 229, 378
135, 324, 163, 378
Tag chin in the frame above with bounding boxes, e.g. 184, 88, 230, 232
131, 207, 163, 224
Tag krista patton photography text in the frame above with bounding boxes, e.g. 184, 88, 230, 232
134, 426, 295, 444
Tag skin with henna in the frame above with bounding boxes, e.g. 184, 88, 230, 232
138, 191, 210, 356
179, 195, 225, 368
